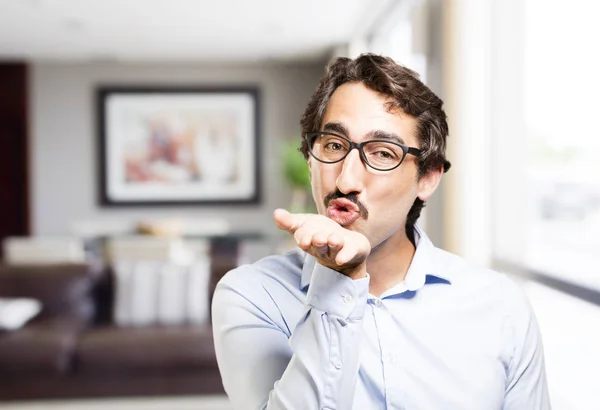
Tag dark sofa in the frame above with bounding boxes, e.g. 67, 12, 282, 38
0, 248, 232, 401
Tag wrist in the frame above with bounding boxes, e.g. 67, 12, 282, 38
340, 264, 367, 280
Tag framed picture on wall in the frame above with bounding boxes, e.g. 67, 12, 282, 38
97, 86, 260, 206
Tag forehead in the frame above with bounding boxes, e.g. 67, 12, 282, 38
321, 82, 418, 145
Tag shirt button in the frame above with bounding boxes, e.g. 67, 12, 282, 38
333, 361, 342, 369
374, 298, 382, 307
342, 295, 352, 304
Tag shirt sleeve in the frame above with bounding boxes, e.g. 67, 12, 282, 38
212, 262, 369, 410
503, 283, 552, 410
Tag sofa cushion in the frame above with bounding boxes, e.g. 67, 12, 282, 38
76, 324, 217, 374
0, 263, 95, 323
0, 318, 80, 376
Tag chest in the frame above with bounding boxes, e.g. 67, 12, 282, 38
353, 298, 508, 410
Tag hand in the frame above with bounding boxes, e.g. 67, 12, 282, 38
273, 208, 370, 279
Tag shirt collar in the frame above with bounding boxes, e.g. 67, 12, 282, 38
300, 225, 452, 293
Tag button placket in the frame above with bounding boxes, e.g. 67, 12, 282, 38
329, 318, 342, 372
376, 299, 403, 406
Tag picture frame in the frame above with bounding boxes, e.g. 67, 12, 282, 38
97, 86, 260, 206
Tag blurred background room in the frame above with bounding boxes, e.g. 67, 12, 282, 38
0, 0, 598, 409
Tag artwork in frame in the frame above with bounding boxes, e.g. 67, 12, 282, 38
97, 86, 260, 206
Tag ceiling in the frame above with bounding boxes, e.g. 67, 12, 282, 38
0, 0, 397, 63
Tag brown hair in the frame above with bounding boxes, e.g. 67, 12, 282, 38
299, 53, 451, 237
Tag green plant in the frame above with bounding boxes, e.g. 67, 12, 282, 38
282, 140, 310, 190
280, 140, 314, 213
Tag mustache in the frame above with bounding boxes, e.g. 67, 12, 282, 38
324, 190, 369, 220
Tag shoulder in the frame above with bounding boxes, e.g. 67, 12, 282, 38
213, 249, 307, 320
431, 248, 541, 361
434, 247, 530, 310
212, 249, 306, 336
217, 249, 305, 293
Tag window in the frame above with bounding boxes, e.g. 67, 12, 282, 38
523, 0, 600, 290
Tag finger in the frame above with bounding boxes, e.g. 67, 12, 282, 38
335, 242, 357, 266
273, 209, 307, 234
294, 227, 315, 250
311, 232, 330, 256
317, 234, 342, 260
327, 233, 343, 251
312, 232, 329, 247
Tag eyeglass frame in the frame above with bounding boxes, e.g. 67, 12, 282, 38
304, 131, 423, 171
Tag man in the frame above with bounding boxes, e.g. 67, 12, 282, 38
212, 54, 550, 410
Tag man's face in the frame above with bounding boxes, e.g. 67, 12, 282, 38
308, 82, 434, 250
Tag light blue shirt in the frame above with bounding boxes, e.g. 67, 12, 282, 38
212, 227, 550, 410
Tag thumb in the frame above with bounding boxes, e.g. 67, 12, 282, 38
273, 208, 306, 233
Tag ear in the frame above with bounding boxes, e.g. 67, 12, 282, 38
417, 166, 443, 201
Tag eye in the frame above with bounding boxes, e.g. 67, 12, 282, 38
364, 142, 403, 165
371, 148, 399, 161
374, 150, 396, 159
324, 141, 345, 151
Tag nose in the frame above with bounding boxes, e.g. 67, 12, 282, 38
336, 148, 366, 194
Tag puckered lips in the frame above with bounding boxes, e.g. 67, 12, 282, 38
327, 198, 361, 226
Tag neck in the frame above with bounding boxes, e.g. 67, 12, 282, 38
366, 232, 416, 297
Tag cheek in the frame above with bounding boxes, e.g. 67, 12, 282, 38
310, 174, 322, 212
309, 164, 336, 213
310, 163, 338, 190
370, 175, 417, 214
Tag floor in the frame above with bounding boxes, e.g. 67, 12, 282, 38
0, 395, 232, 410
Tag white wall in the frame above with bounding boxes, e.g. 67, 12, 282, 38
441, 0, 493, 266
30, 61, 325, 248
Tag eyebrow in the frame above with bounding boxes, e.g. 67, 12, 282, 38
321, 122, 406, 145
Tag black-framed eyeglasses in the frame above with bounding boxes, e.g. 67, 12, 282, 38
305, 131, 422, 171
